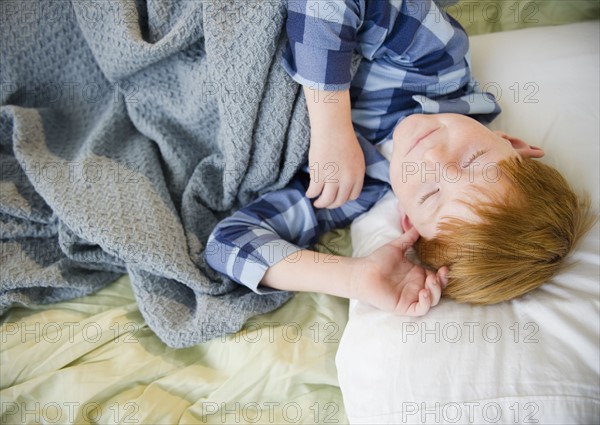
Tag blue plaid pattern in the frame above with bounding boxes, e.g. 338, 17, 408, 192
206, 135, 390, 293
205, 0, 501, 292
281, 0, 500, 143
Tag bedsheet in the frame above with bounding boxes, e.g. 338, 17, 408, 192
449, 0, 599, 35
2, 1, 599, 424
1, 231, 351, 424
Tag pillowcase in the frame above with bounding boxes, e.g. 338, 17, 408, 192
336, 21, 599, 424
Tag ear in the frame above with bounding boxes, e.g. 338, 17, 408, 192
401, 212, 414, 233
494, 131, 545, 158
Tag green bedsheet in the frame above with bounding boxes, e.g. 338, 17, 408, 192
2, 1, 598, 424
449, 0, 599, 35
1, 230, 352, 424
2, 283, 348, 424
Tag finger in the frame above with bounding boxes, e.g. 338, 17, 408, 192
436, 266, 449, 288
426, 272, 442, 307
328, 181, 353, 209
348, 177, 364, 202
387, 226, 420, 250
313, 183, 339, 209
403, 287, 432, 317
306, 177, 325, 200
413, 288, 432, 316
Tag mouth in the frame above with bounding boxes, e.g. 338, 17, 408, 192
406, 127, 439, 155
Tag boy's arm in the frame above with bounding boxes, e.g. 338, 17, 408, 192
205, 175, 447, 316
262, 228, 448, 316
282, 0, 365, 209
206, 176, 387, 295
303, 87, 365, 209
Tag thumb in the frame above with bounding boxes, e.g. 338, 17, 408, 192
388, 227, 420, 250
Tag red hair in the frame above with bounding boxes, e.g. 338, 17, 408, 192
415, 156, 597, 304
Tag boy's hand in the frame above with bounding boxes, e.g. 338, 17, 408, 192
306, 130, 365, 209
302, 86, 365, 209
351, 227, 449, 316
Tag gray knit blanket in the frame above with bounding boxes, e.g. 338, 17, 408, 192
0, 0, 311, 348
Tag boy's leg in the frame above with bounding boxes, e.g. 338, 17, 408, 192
205, 172, 388, 294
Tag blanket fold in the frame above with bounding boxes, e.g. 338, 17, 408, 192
0, 0, 309, 348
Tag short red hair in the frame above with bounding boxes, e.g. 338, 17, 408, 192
415, 156, 597, 304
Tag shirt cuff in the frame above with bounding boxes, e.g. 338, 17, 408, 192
236, 241, 303, 295
281, 42, 353, 91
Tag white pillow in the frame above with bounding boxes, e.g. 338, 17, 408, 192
337, 21, 600, 424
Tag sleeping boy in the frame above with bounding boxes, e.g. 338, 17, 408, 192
204, 0, 594, 315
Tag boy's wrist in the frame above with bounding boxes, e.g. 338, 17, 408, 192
303, 86, 353, 132
348, 256, 375, 303
310, 123, 357, 145
260, 249, 361, 300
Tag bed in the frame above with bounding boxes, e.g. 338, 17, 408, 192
1, 2, 599, 424
337, 17, 600, 425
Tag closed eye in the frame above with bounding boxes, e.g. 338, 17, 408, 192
462, 149, 487, 167
419, 188, 439, 205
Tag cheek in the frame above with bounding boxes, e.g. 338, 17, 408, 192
391, 165, 419, 202
389, 159, 401, 196
405, 211, 437, 239
394, 186, 408, 206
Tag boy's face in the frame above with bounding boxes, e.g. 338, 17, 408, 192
390, 113, 544, 239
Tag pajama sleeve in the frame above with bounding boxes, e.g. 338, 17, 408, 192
281, 0, 362, 90
205, 134, 390, 294
205, 174, 388, 294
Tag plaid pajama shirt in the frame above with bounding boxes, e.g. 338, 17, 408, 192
205, 0, 501, 293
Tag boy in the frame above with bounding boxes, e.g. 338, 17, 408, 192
205, 0, 594, 314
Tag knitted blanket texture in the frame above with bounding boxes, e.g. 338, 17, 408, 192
0, 0, 311, 347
